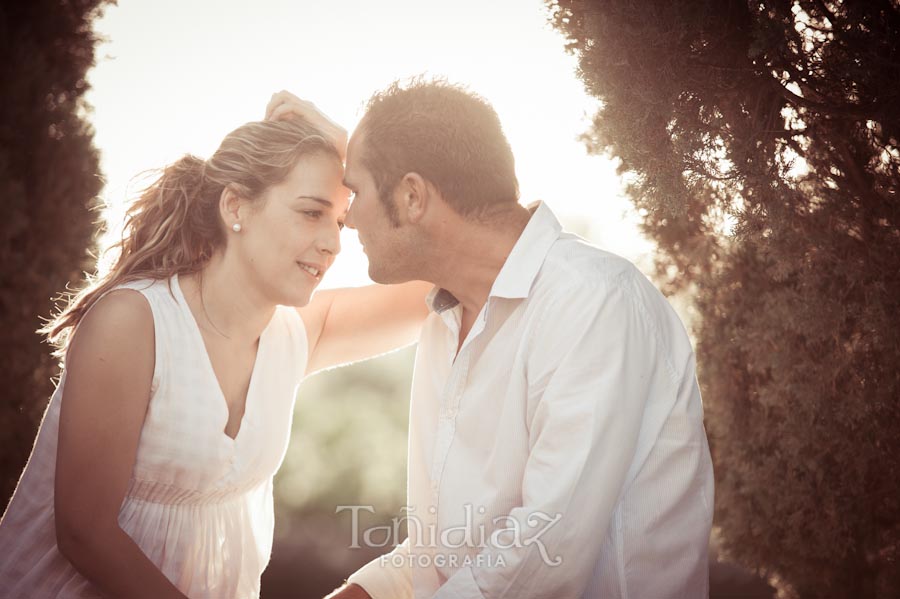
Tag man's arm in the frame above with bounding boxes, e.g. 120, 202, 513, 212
325, 582, 371, 599
331, 537, 413, 599
433, 278, 677, 598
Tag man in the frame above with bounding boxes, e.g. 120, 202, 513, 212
272, 79, 714, 598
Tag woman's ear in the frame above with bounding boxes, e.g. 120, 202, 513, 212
399, 172, 430, 224
219, 185, 245, 231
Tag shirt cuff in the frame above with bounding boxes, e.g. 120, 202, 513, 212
430, 566, 485, 599
346, 547, 413, 599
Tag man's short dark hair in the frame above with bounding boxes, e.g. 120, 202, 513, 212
358, 77, 520, 221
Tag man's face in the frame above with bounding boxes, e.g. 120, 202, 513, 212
343, 132, 412, 283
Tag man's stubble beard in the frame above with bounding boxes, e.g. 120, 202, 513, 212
369, 237, 430, 286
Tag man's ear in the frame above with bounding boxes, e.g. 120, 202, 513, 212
398, 172, 431, 224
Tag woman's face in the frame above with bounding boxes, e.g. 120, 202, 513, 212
234, 152, 349, 307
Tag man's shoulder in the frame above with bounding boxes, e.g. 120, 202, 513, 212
531, 233, 678, 328
529, 234, 694, 377
536, 232, 641, 296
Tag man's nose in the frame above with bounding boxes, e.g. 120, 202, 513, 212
344, 203, 357, 230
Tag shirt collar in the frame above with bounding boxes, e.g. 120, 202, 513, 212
489, 200, 562, 300
425, 201, 563, 313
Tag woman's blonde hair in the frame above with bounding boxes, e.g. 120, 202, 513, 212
42, 118, 339, 355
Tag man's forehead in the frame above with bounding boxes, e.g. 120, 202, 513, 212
343, 131, 368, 187
346, 130, 365, 163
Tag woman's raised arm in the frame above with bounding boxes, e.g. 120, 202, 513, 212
298, 281, 432, 375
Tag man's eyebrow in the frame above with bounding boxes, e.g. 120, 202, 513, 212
297, 196, 333, 207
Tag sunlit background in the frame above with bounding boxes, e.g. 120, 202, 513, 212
84, 1, 654, 595
86, 0, 654, 283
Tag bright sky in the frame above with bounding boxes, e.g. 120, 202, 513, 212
86, 0, 653, 288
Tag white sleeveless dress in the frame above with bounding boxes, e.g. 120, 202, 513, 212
0, 274, 308, 598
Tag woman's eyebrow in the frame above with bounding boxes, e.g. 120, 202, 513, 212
296, 196, 333, 207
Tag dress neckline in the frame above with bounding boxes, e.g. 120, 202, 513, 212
171, 273, 276, 444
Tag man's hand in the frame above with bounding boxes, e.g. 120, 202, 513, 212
324, 582, 373, 599
265, 90, 348, 161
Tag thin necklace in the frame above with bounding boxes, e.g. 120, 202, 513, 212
198, 270, 232, 340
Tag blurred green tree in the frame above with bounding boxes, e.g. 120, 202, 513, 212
264, 348, 414, 598
0, 0, 113, 507
276, 347, 413, 520
549, 0, 899, 597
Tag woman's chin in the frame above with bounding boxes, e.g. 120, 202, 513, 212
280, 283, 316, 308
268, 271, 321, 307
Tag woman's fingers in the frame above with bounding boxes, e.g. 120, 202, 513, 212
267, 103, 306, 122
264, 91, 348, 160
265, 90, 310, 121
264, 92, 282, 120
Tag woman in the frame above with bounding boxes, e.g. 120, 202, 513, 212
0, 95, 429, 598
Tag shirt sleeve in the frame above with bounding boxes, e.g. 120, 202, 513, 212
346, 537, 414, 599
432, 275, 677, 598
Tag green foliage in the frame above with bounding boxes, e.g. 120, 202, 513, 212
274, 347, 413, 526
549, 0, 900, 596
0, 1, 113, 507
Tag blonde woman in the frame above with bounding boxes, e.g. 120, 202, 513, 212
0, 97, 428, 598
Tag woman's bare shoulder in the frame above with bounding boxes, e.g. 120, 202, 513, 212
64, 288, 155, 375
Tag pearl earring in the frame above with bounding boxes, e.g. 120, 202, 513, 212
232, 223, 242, 232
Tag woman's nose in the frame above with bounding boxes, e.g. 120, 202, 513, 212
318, 224, 341, 256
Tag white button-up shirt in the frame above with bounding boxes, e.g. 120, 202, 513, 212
348, 202, 714, 599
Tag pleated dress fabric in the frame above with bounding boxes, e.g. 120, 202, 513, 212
0, 274, 308, 598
